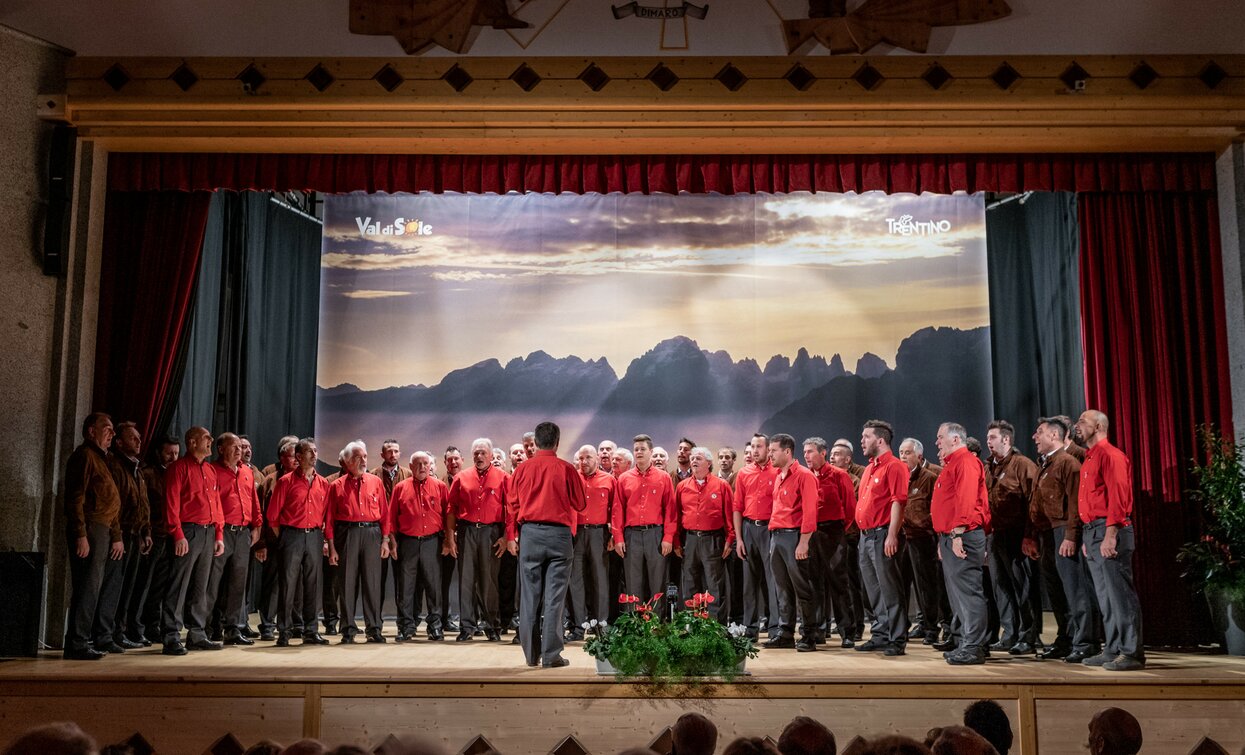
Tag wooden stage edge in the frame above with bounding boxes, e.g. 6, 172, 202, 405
3, 642, 1245, 755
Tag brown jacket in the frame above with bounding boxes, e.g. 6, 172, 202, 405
1064, 442, 1087, 463
986, 450, 1038, 531
370, 463, 412, 500
64, 443, 122, 542
1029, 448, 1082, 538
902, 464, 938, 537
108, 453, 151, 538
141, 463, 170, 535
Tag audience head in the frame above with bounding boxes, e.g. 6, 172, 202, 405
778, 715, 836, 755
1087, 708, 1142, 755
722, 737, 781, 755
2, 722, 96, 755
963, 700, 1012, 755
842, 735, 930, 755
671, 712, 718, 755
930, 726, 996, 755
279, 740, 327, 755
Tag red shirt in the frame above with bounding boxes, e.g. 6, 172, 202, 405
1078, 440, 1133, 527
812, 462, 855, 522
580, 469, 617, 530
769, 463, 820, 534
268, 470, 331, 529
733, 461, 778, 520
165, 456, 224, 542
449, 465, 510, 525
613, 465, 677, 544
390, 475, 451, 538
855, 451, 909, 530
675, 475, 735, 542
930, 446, 990, 534
212, 461, 261, 528
326, 472, 391, 538
506, 450, 587, 541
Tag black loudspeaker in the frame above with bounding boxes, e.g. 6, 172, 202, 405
43, 125, 77, 277
0, 552, 45, 657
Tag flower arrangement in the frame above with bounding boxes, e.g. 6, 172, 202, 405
582, 592, 757, 681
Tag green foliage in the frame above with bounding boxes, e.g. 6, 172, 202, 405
1178, 426, 1245, 602
582, 593, 758, 682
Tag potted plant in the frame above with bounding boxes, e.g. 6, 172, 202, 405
583, 592, 757, 681
1178, 426, 1245, 655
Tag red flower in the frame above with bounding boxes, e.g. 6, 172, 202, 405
619, 594, 629, 603
705, 594, 715, 603
684, 599, 694, 607
652, 593, 663, 602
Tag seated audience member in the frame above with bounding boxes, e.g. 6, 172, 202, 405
671, 713, 718, 755
371, 736, 445, 755
778, 716, 836, 755
723, 738, 781, 755
280, 741, 327, 755
841, 736, 930, 755
618, 750, 660, 755
963, 700, 1012, 755
930, 726, 997, 755
2, 722, 97, 755
242, 742, 283, 755
1088, 708, 1142, 755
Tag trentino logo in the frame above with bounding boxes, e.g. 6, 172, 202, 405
885, 214, 952, 235
355, 217, 433, 236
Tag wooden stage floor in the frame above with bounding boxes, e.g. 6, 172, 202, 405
3, 632, 1245, 754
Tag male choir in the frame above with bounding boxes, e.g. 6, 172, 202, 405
62, 410, 1145, 670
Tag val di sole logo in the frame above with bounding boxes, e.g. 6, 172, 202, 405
885, 214, 952, 236
355, 216, 433, 237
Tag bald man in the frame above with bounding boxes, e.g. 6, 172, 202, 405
1088, 708, 1142, 755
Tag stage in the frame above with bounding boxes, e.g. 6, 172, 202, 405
3, 633, 1245, 755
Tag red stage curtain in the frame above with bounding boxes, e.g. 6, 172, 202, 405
107, 152, 1218, 195
94, 190, 212, 441
1078, 191, 1234, 645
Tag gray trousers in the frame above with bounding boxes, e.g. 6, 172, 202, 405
162, 523, 216, 644
940, 530, 989, 652
207, 527, 252, 637
739, 519, 778, 633
333, 523, 384, 636
457, 521, 503, 632
518, 523, 574, 665
623, 526, 668, 615
569, 525, 610, 627
65, 522, 123, 651
990, 526, 1037, 645
681, 530, 726, 620
808, 520, 848, 633
1040, 526, 1099, 653
769, 529, 816, 638
858, 527, 908, 646
396, 533, 443, 634
278, 527, 323, 636
1083, 520, 1143, 660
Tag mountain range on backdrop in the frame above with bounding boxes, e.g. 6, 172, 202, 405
317, 326, 992, 443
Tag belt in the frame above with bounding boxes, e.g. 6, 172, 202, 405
626, 523, 662, 530
862, 525, 889, 535
743, 518, 769, 526
400, 531, 442, 541
771, 526, 800, 533
685, 528, 724, 536
1082, 517, 1126, 528
460, 519, 499, 529
285, 526, 322, 533
817, 519, 845, 528
224, 524, 250, 533
186, 522, 215, 530
579, 523, 609, 529
336, 520, 380, 528
524, 521, 569, 528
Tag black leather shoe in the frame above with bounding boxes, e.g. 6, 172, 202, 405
485, 630, 501, 642
275, 635, 291, 647
428, 631, 444, 641
162, 642, 188, 656
922, 633, 939, 646
510, 634, 521, 645
323, 622, 339, 636
564, 632, 585, 642
542, 657, 570, 668
932, 639, 958, 652
446, 620, 460, 632
883, 643, 906, 657
240, 625, 259, 639
116, 637, 144, 650
795, 638, 819, 652
763, 635, 795, 649
224, 634, 254, 646
745, 630, 760, 641
988, 640, 1011, 651
1039, 646, 1071, 660
98, 642, 127, 653
187, 638, 223, 651
456, 631, 473, 642
63, 647, 106, 660
128, 635, 152, 647
366, 631, 387, 644
855, 639, 886, 652
209, 629, 223, 642
340, 633, 356, 644
259, 629, 276, 641
840, 637, 855, 649
946, 649, 986, 665
1063, 650, 1089, 664
1008, 642, 1035, 655
303, 633, 330, 645
811, 630, 826, 645
396, 632, 413, 643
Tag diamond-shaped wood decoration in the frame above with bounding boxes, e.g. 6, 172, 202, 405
1059, 62, 1090, 91
578, 64, 610, 92
460, 734, 498, 755
205, 732, 246, 755
714, 63, 747, 92
1199, 60, 1228, 89
442, 64, 473, 92
170, 63, 199, 92
922, 63, 952, 90
510, 64, 542, 92
373, 64, 404, 92
550, 734, 590, 755
1188, 736, 1229, 755
237, 64, 266, 93
306, 63, 336, 92
103, 63, 130, 92
124, 733, 155, 755
784, 64, 816, 92
990, 62, 1021, 90
851, 63, 884, 91
1128, 62, 1158, 90
647, 726, 673, 755
374, 733, 404, 754
646, 63, 679, 92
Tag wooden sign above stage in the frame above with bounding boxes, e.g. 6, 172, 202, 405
783, 0, 1012, 54
349, 0, 530, 55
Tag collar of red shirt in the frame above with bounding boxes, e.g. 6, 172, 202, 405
869, 450, 895, 468
534, 450, 557, 458
945, 446, 971, 463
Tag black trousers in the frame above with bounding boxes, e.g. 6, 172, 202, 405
681, 530, 726, 620
499, 551, 519, 628
990, 526, 1037, 646
64, 522, 122, 651
768, 529, 816, 638
723, 550, 745, 624
111, 532, 146, 643
257, 544, 303, 633
278, 527, 323, 636
906, 533, 948, 638
806, 520, 848, 634
321, 555, 340, 630
518, 523, 574, 666
139, 535, 171, 641
457, 521, 503, 632
568, 524, 610, 628
428, 553, 460, 628
396, 532, 443, 634
739, 519, 777, 633
333, 523, 384, 636
161, 523, 216, 644
207, 527, 252, 637
832, 529, 865, 638
623, 526, 668, 616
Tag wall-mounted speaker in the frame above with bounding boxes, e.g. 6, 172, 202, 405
43, 125, 77, 277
